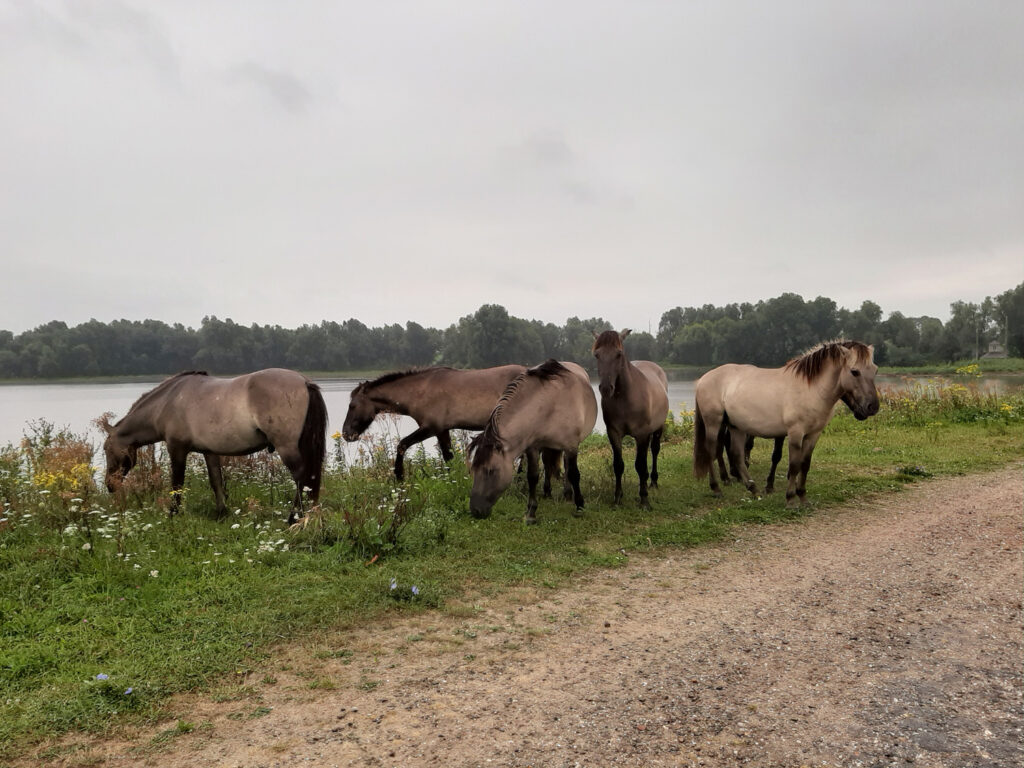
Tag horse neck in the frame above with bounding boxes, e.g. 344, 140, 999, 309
365, 377, 417, 416
800, 360, 845, 409
488, 382, 542, 456
114, 403, 164, 447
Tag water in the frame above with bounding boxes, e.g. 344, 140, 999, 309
1, 373, 1019, 451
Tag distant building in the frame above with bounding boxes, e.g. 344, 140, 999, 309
981, 340, 1008, 359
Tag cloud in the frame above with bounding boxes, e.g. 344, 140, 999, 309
227, 62, 313, 114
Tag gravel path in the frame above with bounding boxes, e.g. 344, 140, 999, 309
35, 464, 1023, 768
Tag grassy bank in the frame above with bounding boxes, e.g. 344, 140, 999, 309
880, 357, 1024, 375
1, 382, 1022, 757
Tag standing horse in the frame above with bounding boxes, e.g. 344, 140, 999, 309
99, 368, 327, 524
468, 360, 598, 524
591, 329, 669, 508
341, 365, 526, 481
693, 340, 879, 506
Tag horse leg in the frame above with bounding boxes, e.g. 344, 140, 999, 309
744, 434, 754, 468
784, 434, 804, 508
565, 450, 584, 514
729, 429, 757, 495
607, 429, 625, 505
275, 447, 308, 525
203, 453, 228, 517
436, 430, 454, 463
541, 448, 561, 499
715, 433, 732, 485
393, 426, 435, 482
796, 433, 821, 505
635, 433, 652, 509
167, 443, 189, 516
649, 427, 662, 488
765, 437, 784, 494
524, 448, 540, 525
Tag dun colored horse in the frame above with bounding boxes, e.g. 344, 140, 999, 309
694, 340, 879, 506
341, 365, 526, 481
99, 368, 327, 524
592, 329, 669, 508
468, 360, 598, 524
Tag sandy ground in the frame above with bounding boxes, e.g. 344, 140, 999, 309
28, 464, 1023, 768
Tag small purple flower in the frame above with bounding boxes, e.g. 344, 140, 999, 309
95, 673, 109, 681
389, 578, 397, 591
411, 585, 419, 596
124, 687, 133, 695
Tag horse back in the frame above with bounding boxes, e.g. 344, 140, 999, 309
423, 364, 526, 429
696, 364, 798, 438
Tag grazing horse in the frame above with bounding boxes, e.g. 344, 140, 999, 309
694, 340, 879, 506
592, 329, 669, 508
99, 368, 327, 524
468, 360, 598, 524
341, 365, 526, 481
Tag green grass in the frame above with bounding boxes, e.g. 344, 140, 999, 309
881, 356, 1024, 375
1, 397, 1022, 758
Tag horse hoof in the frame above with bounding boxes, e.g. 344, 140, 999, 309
572, 506, 585, 518
639, 499, 651, 510
524, 516, 538, 525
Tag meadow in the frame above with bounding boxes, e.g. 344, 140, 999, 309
0, 374, 1021, 758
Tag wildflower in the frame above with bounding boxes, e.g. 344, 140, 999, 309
149, 570, 159, 578
95, 673, 109, 681
124, 687, 133, 695
231, 523, 240, 529
411, 585, 419, 596
331, 431, 342, 440
389, 578, 397, 591
82, 542, 91, 550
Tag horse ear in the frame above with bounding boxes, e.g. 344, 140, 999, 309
620, 329, 632, 340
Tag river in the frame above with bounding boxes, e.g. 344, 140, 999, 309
1, 373, 1021, 451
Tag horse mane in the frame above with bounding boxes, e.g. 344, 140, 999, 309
123, 370, 209, 417
355, 366, 454, 395
784, 340, 872, 383
468, 360, 569, 465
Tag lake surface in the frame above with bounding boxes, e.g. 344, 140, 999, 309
1, 373, 1020, 452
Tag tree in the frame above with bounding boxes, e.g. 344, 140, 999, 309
995, 281, 1024, 356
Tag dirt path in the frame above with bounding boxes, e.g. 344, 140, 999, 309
38, 465, 1022, 768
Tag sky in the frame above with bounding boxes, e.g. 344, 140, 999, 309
1, 0, 1022, 336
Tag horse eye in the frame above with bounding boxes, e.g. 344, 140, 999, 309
851, 369, 861, 377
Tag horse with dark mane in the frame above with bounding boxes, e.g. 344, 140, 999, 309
99, 368, 327, 524
342, 365, 526, 481
468, 360, 597, 524
591, 329, 669, 508
694, 340, 879, 506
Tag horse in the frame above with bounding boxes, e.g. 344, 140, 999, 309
98, 368, 327, 524
716, 431, 785, 494
468, 360, 598, 524
693, 340, 879, 506
591, 329, 669, 508
341, 364, 527, 481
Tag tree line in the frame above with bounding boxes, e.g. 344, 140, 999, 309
0, 283, 1020, 379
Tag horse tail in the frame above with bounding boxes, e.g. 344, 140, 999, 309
299, 381, 328, 501
693, 402, 712, 479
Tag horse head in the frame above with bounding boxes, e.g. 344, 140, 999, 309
837, 343, 880, 421
342, 382, 377, 441
592, 328, 631, 398
99, 426, 137, 491
467, 431, 514, 519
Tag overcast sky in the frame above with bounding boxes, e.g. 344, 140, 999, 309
1, 1, 1021, 335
